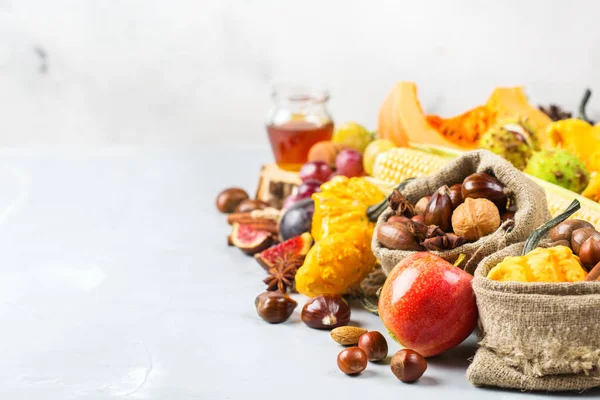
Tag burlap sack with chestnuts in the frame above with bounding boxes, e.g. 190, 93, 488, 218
467, 242, 600, 391
372, 150, 551, 275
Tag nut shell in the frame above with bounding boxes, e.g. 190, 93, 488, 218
579, 237, 600, 269
301, 294, 350, 330
424, 186, 453, 232
451, 198, 500, 242
330, 326, 368, 345
377, 222, 422, 251
550, 219, 595, 243
390, 349, 427, 383
337, 347, 368, 375
461, 172, 508, 210
216, 187, 249, 213
255, 291, 297, 324
571, 228, 600, 255
414, 197, 430, 216
234, 199, 268, 213
358, 331, 388, 362
448, 184, 464, 209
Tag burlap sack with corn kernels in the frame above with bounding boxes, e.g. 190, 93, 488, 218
372, 150, 551, 275
467, 242, 600, 391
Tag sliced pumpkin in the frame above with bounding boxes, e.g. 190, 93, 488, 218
486, 87, 553, 147
377, 82, 464, 149
426, 105, 494, 149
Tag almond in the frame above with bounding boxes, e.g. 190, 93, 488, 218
330, 326, 368, 345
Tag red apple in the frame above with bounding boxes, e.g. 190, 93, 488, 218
378, 252, 477, 357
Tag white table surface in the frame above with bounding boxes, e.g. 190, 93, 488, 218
0, 146, 597, 399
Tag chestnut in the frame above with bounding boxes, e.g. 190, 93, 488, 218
301, 294, 350, 330
411, 214, 426, 225
234, 199, 268, 213
255, 291, 297, 324
390, 349, 427, 383
549, 219, 594, 243
414, 196, 430, 216
424, 186, 453, 232
358, 331, 388, 362
579, 237, 600, 269
448, 183, 464, 209
461, 172, 508, 210
377, 222, 422, 251
216, 187, 249, 213
387, 215, 412, 225
571, 228, 600, 255
337, 347, 368, 375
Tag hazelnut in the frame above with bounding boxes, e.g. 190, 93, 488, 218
301, 294, 350, 330
390, 349, 427, 383
255, 291, 297, 324
216, 187, 249, 213
451, 198, 500, 242
358, 331, 388, 362
337, 347, 368, 375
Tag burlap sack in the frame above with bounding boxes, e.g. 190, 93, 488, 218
467, 242, 600, 391
372, 150, 551, 275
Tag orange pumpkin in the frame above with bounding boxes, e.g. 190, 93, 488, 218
378, 82, 463, 149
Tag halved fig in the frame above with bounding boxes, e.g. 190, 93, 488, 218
255, 232, 313, 271
231, 223, 273, 255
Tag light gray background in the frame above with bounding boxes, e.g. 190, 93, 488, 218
1, 0, 599, 146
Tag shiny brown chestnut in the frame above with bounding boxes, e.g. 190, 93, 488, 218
411, 214, 426, 224
571, 228, 600, 255
337, 347, 368, 375
358, 331, 388, 362
579, 237, 600, 269
448, 183, 464, 209
216, 187, 249, 213
387, 215, 412, 225
390, 349, 427, 383
234, 199, 268, 213
377, 222, 422, 251
255, 291, 297, 324
424, 186, 453, 232
549, 219, 595, 243
461, 172, 508, 210
301, 294, 350, 330
414, 196, 430, 216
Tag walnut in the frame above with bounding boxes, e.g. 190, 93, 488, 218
451, 198, 500, 242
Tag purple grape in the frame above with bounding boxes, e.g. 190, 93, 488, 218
336, 149, 364, 178
299, 161, 333, 183
296, 180, 321, 199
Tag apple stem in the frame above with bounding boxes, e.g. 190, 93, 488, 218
522, 200, 580, 255
453, 253, 467, 269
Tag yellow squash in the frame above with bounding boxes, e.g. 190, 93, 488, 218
295, 176, 385, 297
487, 246, 587, 283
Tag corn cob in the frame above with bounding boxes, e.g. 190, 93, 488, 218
370, 145, 600, 230
371, 147, 450, 183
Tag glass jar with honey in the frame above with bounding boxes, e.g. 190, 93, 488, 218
266, 84, 334, 171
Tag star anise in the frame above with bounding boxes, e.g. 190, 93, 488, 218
388, 189, 415, 217
263, 255, 304, 292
